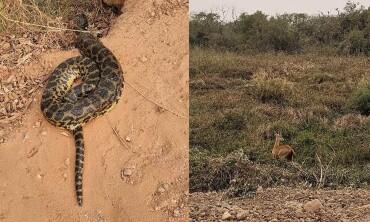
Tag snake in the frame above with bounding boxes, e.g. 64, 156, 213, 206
40, 14, 124, 206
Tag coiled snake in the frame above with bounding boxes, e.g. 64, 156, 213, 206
40, 14, 124, 206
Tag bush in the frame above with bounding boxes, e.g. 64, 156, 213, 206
252, 78, 294, 105
351, 82, 370, 115
338, 29, 370, 55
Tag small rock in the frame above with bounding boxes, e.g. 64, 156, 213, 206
64, 158, 70, 166
34, 121, 41, 128
173, 208, 180, 217
303, 199, 323, 213
0, 138, 4, 143
36, 174, 43, 179
140, 56, 148, 62
125, 136, 131, 142
151, 12, 156, 17
221, 211, 233, 220
122, 168, 133, 176
40, 131, 47, 136
62, 173, 67, 179
236, 210, 248, 220
158, 186, 166, 194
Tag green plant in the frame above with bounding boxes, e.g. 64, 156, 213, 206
351, 82, 370, 115
252, 78, 294, 105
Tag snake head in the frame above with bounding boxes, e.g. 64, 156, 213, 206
72, 14, 89, 31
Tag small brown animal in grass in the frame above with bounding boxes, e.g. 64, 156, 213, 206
272, 132, 295, 161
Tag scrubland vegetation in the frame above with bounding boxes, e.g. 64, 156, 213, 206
190, 2, 370, 196
190, 2, 370, 55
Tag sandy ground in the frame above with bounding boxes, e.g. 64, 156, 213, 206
0, 0, 189, 221
190, 187, 370, 222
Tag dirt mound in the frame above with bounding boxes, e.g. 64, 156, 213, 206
190, 187, 370, 222
0, 0, 188, 221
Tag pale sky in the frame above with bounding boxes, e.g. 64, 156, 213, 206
190, 0, 370, 20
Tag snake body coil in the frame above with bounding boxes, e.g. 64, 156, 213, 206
40, 15, 124, 206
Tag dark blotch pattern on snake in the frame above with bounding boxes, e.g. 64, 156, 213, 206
40, 14, 124, 206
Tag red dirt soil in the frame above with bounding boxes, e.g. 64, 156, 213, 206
0, 0, 189, 221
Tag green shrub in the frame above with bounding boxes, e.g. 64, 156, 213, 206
252, 78, 294, 105
351, 82, 370, 115
338, 29, 369, 55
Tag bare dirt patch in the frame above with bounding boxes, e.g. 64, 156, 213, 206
190, 187, 370, 222
0, 0, 189, 221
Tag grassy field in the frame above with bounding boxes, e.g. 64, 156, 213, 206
190, 47, 370, 195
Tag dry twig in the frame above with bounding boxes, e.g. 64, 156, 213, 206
0, 14, 95, 33
125, 81, 187, 119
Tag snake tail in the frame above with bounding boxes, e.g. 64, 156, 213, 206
72, 125, 84, 206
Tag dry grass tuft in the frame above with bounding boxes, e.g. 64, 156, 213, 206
0, 0, 116, 69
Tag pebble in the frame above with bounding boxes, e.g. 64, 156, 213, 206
173, 208, 180, 217
125, 136, 131, 142
140, 56, 148, 62
236, 210, 248, 220
64, 158, 70, 166
221, 211, 233, 220
122, 168, 133, 176
34, 121, 41, 128
158, 186, 166, 194
303, 199, 323, 213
